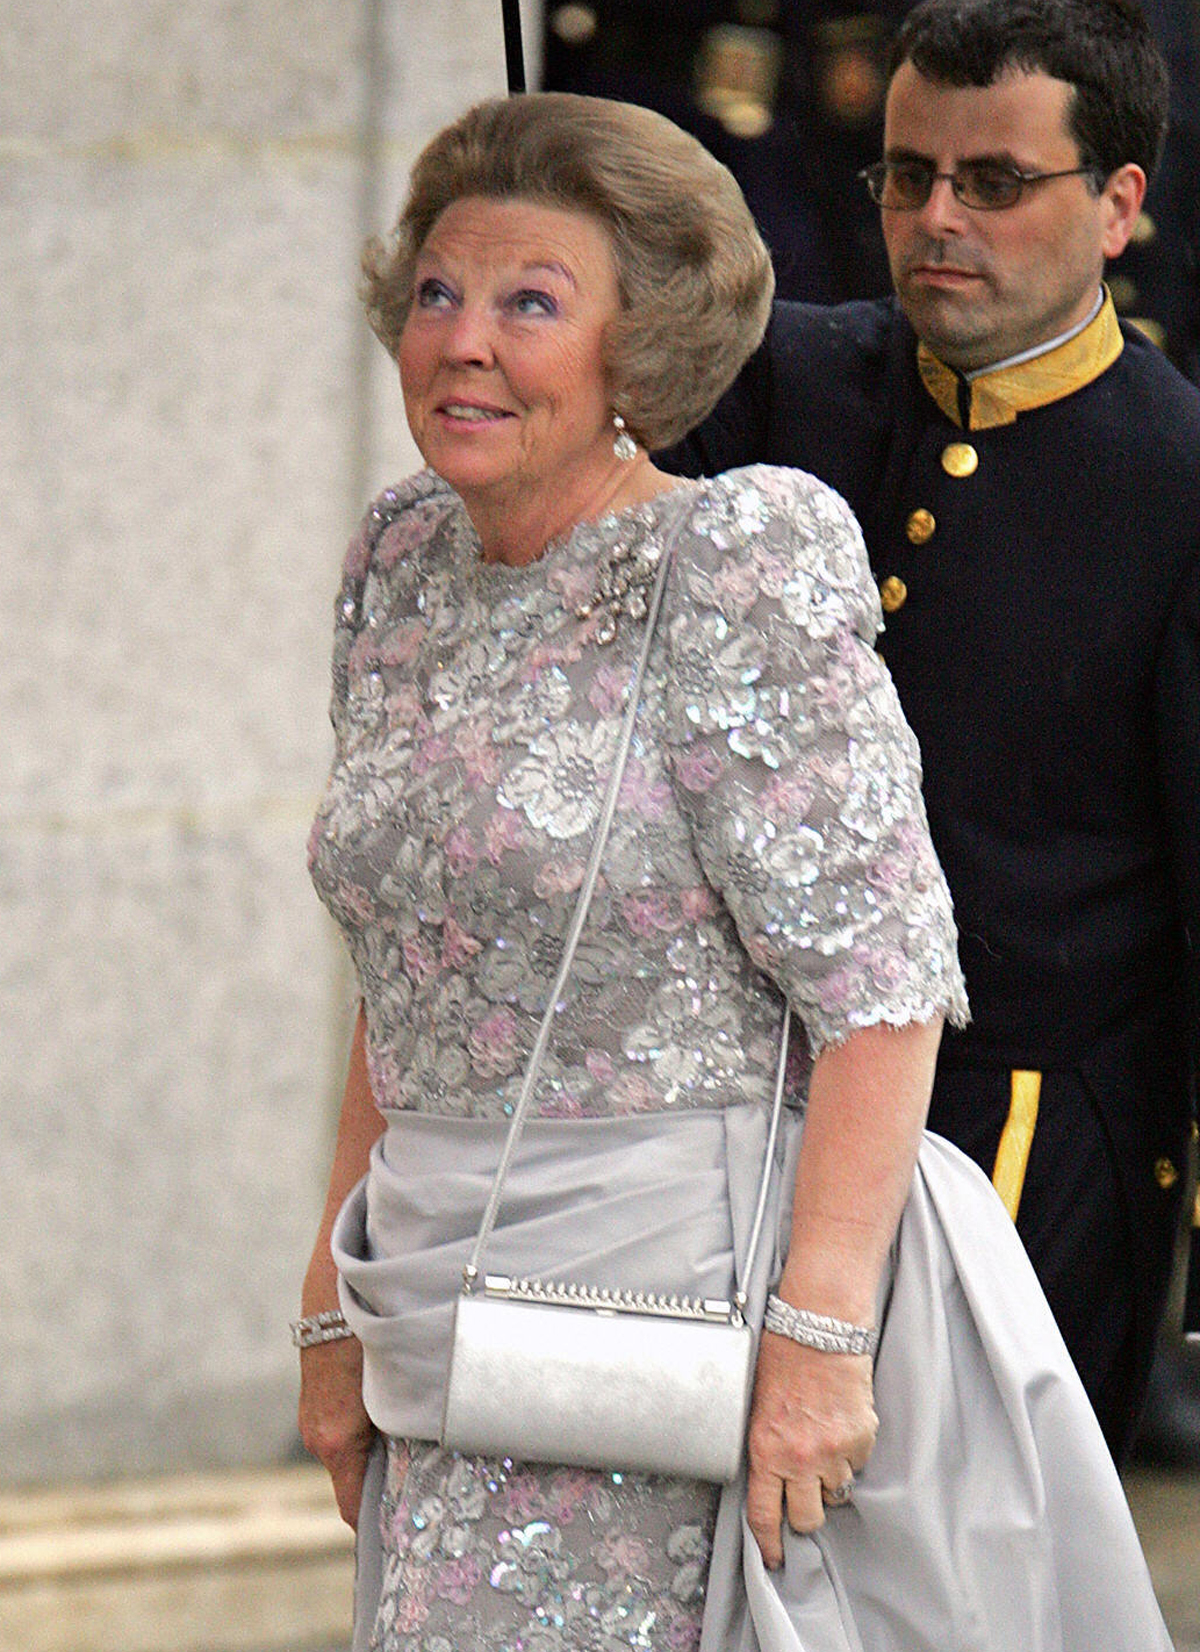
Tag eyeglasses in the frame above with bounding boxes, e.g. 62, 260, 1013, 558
859, 158, 1099, 212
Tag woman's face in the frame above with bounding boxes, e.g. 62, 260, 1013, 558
399, 196, 622, 522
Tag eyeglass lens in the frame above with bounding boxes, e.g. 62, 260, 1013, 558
867, 160, 1026, 210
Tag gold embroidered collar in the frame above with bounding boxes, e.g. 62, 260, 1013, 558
917, 290, 1123, 430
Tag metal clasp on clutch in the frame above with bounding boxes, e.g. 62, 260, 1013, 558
480, 1273, 743, 1326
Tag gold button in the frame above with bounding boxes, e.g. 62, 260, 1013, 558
906, 508, 936, 545
1154, 1156, 1179, 1191
941, 442, 978, 478
879, 575, 907, 613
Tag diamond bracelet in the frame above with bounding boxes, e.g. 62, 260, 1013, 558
763, 1294, 878, 1358
290, 1309, 355, 1350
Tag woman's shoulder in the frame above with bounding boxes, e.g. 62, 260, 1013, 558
675, 464, 880, 640
342, 469, 461, 584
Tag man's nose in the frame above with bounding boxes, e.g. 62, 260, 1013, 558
915, 173, 969, 234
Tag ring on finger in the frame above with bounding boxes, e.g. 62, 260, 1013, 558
823, 1478, 855, 1506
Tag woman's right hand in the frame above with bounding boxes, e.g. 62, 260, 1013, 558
299, 1004, 386, 1529
299, 1334, 375, 1529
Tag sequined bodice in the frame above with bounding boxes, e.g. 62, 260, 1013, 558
308, 464, 967, 1119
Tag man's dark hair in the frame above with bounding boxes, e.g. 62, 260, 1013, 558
887, 0, 1170, 181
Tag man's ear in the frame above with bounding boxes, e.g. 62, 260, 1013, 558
1099, 163, 1148, 260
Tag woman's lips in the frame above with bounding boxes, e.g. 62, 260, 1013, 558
437, 401, 515, 423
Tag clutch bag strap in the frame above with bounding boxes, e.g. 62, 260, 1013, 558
461, 507, 791, 1324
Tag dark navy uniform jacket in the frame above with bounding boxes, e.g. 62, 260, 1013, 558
666, 296, 1200, 1451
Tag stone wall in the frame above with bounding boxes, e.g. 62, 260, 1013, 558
1, 0, 539, 1486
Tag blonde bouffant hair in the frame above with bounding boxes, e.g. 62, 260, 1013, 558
361, 93, 774, 451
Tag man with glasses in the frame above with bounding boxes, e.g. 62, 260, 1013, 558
667, 0, 1200, 1463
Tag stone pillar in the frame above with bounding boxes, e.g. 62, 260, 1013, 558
0, 0, 534, 1485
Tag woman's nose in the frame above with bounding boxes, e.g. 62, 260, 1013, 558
442, 302, 496, 366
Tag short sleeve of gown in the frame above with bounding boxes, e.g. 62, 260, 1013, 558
662, 465, 970, 1056
324, 470, 452, 759
326, 509, 375, 759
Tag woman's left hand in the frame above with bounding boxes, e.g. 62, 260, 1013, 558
742, 1019, 944, 1568
745, 1325, 878, 1569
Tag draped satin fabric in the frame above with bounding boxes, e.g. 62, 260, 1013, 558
332, 1104, 781, 1441
333, 1109, 1171, 1652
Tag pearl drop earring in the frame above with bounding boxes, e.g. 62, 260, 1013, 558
612, 414, 638, 461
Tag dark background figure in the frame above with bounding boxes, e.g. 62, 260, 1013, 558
543, 0, 1200, 377
543, 0, 1200, 1464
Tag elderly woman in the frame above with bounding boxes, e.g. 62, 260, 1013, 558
298, 94, 1170, 1652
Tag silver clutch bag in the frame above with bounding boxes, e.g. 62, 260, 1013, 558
443, 1280, 757, 1483
440, 537, 788, 1483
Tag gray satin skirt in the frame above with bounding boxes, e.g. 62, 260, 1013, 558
332, 1108, 1170, 1651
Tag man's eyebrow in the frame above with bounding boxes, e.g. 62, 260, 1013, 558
884, 144, 1021, 167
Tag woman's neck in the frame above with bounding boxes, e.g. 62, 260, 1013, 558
466, 455, 679, 566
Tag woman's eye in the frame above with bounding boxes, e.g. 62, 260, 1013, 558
510, 289, 558, 317
415, 278, 454, 308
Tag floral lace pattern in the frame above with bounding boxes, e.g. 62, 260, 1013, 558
308, 464, 969, 1645
309, 466, 966, 1121
372, 1442, 715, 1652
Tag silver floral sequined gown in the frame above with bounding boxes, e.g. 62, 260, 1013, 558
309, 463, 963, 1649
309, 466, 1167, 1652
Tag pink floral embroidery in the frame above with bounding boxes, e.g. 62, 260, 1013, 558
499, 1472, 547, 1524
618, 758, 671, 821
432, 1554, 484, 1605
376, 622, 425, 669
468, 1006, 519, 1079
866, 849, 909, 895
681, 886, 717, 923
484, 809, 527, 866
442, 916, 482, 970
534, 858, 586, 898
672, 745, 724, 793
751, 548, 791, 601
444, 826, 479, 876
595, 1532, 652, 1576
374, 495, 452, 570
585, 1049, 616, 1083
608, 1071, 656, 1114
665, 1607, 706, 1649
341, 518, 373, 583
522, 636, 584, 679
588, 662, 629, 718
384, 681, 423, 727
743, 933, 780, 972
546, 1471, 590, 1522
402, 935, 439, 987
542, 1090, 586, 1119
391, 1563, 433, 1633
547, 561, 594, 611
410, 732, 453, 778
622, 892, 681, 938
711, 558, 762, 616
455, 721, 500, 788
760, 773, 818, 823
815, 964, 858, 1012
